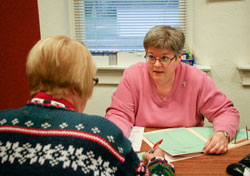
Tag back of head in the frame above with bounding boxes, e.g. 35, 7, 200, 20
143, 25, 185, 57
26, 36, 96, 100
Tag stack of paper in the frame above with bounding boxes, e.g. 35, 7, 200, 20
143, 127, 250, 162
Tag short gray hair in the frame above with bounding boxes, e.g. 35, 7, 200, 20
143, 25, 185, 57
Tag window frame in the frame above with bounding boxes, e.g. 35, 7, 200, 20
68, 0, 193, 66
70, 0, 191, 51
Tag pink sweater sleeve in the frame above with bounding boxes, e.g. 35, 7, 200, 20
198, 74, 240, 140
105, 68, 136, 137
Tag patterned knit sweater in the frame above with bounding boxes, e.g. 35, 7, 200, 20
0, 93, 175, 176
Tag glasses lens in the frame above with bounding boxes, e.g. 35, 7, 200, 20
145, 55, 175, 65
145, 56, 155, 64
160, 57, 169, 64
149, 58, 155, 64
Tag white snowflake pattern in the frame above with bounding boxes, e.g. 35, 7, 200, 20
107, 136, 115, 143
72, 148, 86, 171
89, 156, 114, 175
25, 120, 34, 127
11, 118, 19, 125
112, 166, 118, 173
41, 122, 51, 129
17, 143, 32, 164
38, 144, 52, 165
86, 151, 94, 158
0, 141, 13, 163
31, 98, 43, 104
59, 122, 68, 129
48, 144, 65, 166
75, 124, 84, 130
60, 145, 75, 168
51, 101, 65, 108
0, 141, 118, 175
118, 147, 124, 154
91, 127, 100, 134
26, 143, 43, 164
0, 119, 7, 125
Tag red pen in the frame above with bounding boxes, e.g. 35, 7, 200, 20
148, 139, 163, 153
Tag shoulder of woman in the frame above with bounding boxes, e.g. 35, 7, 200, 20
180, 62, 208, 81
123, 62, 148, 83
125, 62, 147, 73
181, 62, 205, 73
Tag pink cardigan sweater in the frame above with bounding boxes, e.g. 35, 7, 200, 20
106, 62, 239, 139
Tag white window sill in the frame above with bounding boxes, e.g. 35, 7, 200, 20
237, 64, 250, 86
97, 66, 128, 71
237, 64, 250, 70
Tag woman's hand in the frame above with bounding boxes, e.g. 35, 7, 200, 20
142, 148, 165, 165
203, 131, 229, 154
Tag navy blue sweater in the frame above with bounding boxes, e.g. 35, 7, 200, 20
0, 98, 175, 176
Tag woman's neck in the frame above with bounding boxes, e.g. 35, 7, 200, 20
154, 72, 175, 99
62, 91, 88, 113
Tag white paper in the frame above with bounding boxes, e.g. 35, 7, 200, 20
128, 126, 145, 152
244, 167, 250, 176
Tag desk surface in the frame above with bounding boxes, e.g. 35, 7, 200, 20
141, 128, 250, 176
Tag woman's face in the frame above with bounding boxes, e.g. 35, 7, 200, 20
146, 47, 181, 83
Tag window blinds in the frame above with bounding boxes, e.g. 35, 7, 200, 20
73, 0, 187, 51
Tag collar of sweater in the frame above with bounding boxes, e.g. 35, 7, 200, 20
27, 92, 76, 111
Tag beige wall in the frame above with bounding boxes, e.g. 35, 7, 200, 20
38, 0, 250, 128
192, 0, 250, 127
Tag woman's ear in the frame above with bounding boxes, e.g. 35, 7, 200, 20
70, 88, 88, 113
71, 87, 79, 96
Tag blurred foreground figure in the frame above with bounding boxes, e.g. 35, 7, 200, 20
0, 36, 175, 176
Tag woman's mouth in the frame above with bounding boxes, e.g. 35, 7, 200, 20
153, 70, 164, 74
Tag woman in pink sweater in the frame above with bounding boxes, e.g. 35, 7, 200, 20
106, 25, 239, 155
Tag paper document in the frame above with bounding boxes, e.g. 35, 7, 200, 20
144, 127, 206, 156
144, 127, 250, 158
143, 136, 203, 162
244, 167, 250, 176
128, 126, 145, 152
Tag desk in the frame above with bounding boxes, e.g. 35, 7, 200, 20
141, 128, 250, 176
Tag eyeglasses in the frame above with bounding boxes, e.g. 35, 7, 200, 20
144, 55, 176, 65
93, 77, 99, 86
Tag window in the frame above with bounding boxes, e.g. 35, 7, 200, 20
73, 0, 187, 51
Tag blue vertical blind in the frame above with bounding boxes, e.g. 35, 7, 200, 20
73, 0, 187, 51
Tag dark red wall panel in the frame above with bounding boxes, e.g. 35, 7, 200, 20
0, 0, 41, 110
